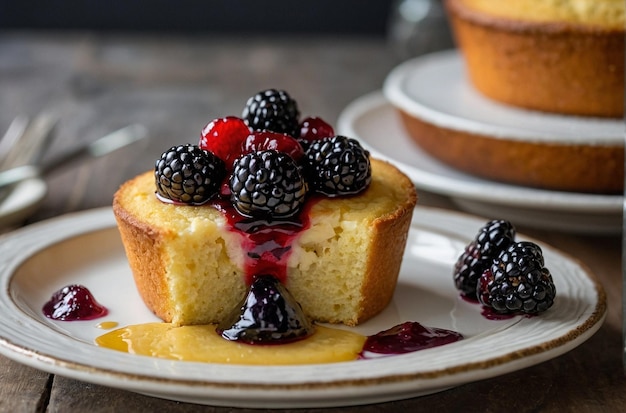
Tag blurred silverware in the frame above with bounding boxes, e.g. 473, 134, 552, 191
0, 112, 60, 204
0, 115, 29, 165
0, 124, 148, 192
0, 111, 59, 171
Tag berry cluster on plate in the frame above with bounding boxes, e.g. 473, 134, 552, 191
154, 89, 371, 219
454, 220, 556, 315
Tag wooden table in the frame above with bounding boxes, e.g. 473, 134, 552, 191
0, 32, 623, 412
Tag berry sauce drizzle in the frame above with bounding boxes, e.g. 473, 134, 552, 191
360, 321, 463, 359
214, 199, 314, 285
460, 294, 530, 320
42, 284, 108, 321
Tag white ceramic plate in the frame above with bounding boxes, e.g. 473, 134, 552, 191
337, 92, 623, 234
382, 49, 622, 144
0, 179, 47, 228
0, 207, 605, 408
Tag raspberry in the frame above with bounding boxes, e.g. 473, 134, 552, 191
305, 135, 371, 196
217, 274, 314, 344
200, 116, 250, 167
242, 130, 305, 162
229, 150, 307, 218
298, 116, 334, 149
478, 241, 556, 314
155, 144, 226, 205
242, 89, 300, 137
453, 220, 516, 299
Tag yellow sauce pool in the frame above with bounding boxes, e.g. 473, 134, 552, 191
95, 323, 366, 365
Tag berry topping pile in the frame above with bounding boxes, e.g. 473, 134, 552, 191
217, 274, 314, 344
454, 220, 556, 315
151, 89, 373, 345
154, 89, 369, 219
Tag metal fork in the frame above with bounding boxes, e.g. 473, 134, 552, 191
0, 111, 59, 171
0, 115, 29, 166
0, 112, 59, 202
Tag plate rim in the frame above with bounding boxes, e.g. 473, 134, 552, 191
0, 207, 608, 407
382, 49, 623, 144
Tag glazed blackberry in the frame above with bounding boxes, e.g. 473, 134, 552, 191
229, 150, 307, 218
155, 144, 226, 205
479, 241, 556, 314
242, 89, 300, 137
453, 220, 516, 299
305, 135, 371, 197
217, 274, 314, 344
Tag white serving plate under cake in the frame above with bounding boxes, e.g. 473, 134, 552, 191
0, 207, 606, 408
337, 91, 622, 234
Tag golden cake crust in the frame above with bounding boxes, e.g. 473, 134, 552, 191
113, 193, 174, 322
445, 0, 625, 118
113, 158, 417, 326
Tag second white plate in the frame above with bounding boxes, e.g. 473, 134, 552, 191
337, 92, 623, 234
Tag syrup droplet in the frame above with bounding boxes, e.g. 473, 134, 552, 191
96, 321, 119, 329
42, 284, 108, 321
480, 306, 516, 320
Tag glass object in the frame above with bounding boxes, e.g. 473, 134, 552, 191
387, 0, 455, 60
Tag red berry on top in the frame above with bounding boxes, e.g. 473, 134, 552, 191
299, 116, 334, 143
200, 116, 251, 166
242, 130, 305, 162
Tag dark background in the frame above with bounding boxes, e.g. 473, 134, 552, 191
0, 0, 394, 35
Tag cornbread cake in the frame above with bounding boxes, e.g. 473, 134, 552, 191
445, 0, 625, 117
113, 158, 417, 327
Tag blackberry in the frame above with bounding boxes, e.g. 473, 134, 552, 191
453, 220, 516, 299
229, 150, 307, 218
217, 274, 314, 344
155, 144, 226, 205
305, 135, 371, 196
478, 241, 556, 314
242, 89, 300, 137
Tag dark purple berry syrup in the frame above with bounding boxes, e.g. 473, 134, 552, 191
42, 284, 108, 321
460, 294, 530, 320
214, 199, 314, 285
480, 306, 516, 320
360, 321, 463, 358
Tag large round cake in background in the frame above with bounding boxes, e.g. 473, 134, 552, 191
444, 0, 624, 118
383, 51, 624, 194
